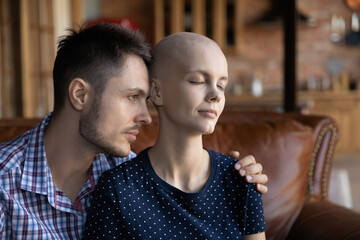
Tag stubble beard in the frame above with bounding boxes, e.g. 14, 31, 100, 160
79, 96, 129, 157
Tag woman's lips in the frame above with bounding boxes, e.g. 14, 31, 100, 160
198, 109, 218, 119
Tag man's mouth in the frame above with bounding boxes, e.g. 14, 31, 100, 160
124, 129, 139, 143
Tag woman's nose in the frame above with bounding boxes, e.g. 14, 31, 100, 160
205, 88, 222, 103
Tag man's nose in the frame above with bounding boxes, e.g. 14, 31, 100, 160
135, 104, 152, 125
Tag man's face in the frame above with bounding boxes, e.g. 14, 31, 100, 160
158, 42, 228, 135
80, 54, 151, 157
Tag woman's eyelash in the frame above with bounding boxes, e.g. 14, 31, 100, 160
189, 81, 204, 84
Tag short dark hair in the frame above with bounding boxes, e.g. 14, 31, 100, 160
52, 23, 151, 114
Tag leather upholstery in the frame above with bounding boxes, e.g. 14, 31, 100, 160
287, 198, 360, 240
1, 112, 359, 239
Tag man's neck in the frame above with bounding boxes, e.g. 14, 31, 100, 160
44, 114, 96, 202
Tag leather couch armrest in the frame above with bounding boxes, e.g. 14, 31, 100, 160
286, 199, 360, 240
286, 114, 340, 200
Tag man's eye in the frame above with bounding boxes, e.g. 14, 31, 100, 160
128, 94, 138, 100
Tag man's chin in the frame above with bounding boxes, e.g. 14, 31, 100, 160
114, 149, 131, 158
102, 145, 131, 158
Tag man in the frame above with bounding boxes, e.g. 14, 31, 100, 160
0, 23, 267, 239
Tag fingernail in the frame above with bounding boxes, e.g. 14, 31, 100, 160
235, 163, 241, 170
246, 175, 253, 181
240, 169, 246, 176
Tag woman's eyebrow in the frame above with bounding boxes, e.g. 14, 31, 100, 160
186, 70, 228, 80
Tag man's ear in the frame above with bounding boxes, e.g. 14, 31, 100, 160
150, 79, 163, 106
68, 78, 91, 111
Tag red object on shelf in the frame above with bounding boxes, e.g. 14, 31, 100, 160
86, 18, 138, 30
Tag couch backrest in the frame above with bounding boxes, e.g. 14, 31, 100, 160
0, 112, 339, 240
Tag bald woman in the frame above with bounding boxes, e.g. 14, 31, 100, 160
83, 32, 266, 240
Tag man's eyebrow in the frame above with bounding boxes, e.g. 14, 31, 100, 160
124, 88, 148, 96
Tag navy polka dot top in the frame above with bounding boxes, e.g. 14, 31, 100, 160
83, 148, 266, 239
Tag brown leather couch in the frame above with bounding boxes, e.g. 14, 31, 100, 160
1, 112, 360, 240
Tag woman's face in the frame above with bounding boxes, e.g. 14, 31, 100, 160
155, 40, 228, 135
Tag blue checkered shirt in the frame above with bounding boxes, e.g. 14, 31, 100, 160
0, 113, 136, 239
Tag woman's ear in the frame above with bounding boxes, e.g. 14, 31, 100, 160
150, 79, 163, 106
68, 78, 91, 111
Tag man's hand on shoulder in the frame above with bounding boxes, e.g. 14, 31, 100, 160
229, 151, 268, 194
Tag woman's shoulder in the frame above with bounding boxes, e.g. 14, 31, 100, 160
207, 149, 253, 187
206, 149, 238, 167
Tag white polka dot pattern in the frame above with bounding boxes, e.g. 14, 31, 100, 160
83, 148, 266, 239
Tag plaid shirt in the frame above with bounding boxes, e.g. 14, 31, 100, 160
0, 113, 136, 239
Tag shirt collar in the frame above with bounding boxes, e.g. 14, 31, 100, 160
20, 113, 52, 196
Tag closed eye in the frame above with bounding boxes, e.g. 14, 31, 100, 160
189, 81, 205, 85
217, 85, 225, 91
217, 79, 228, 91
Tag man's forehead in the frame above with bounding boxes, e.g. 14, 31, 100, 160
117, 79, 150, 91
106, 68, 149, 93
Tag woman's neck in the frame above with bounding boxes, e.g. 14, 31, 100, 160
148, 126, 211, 193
